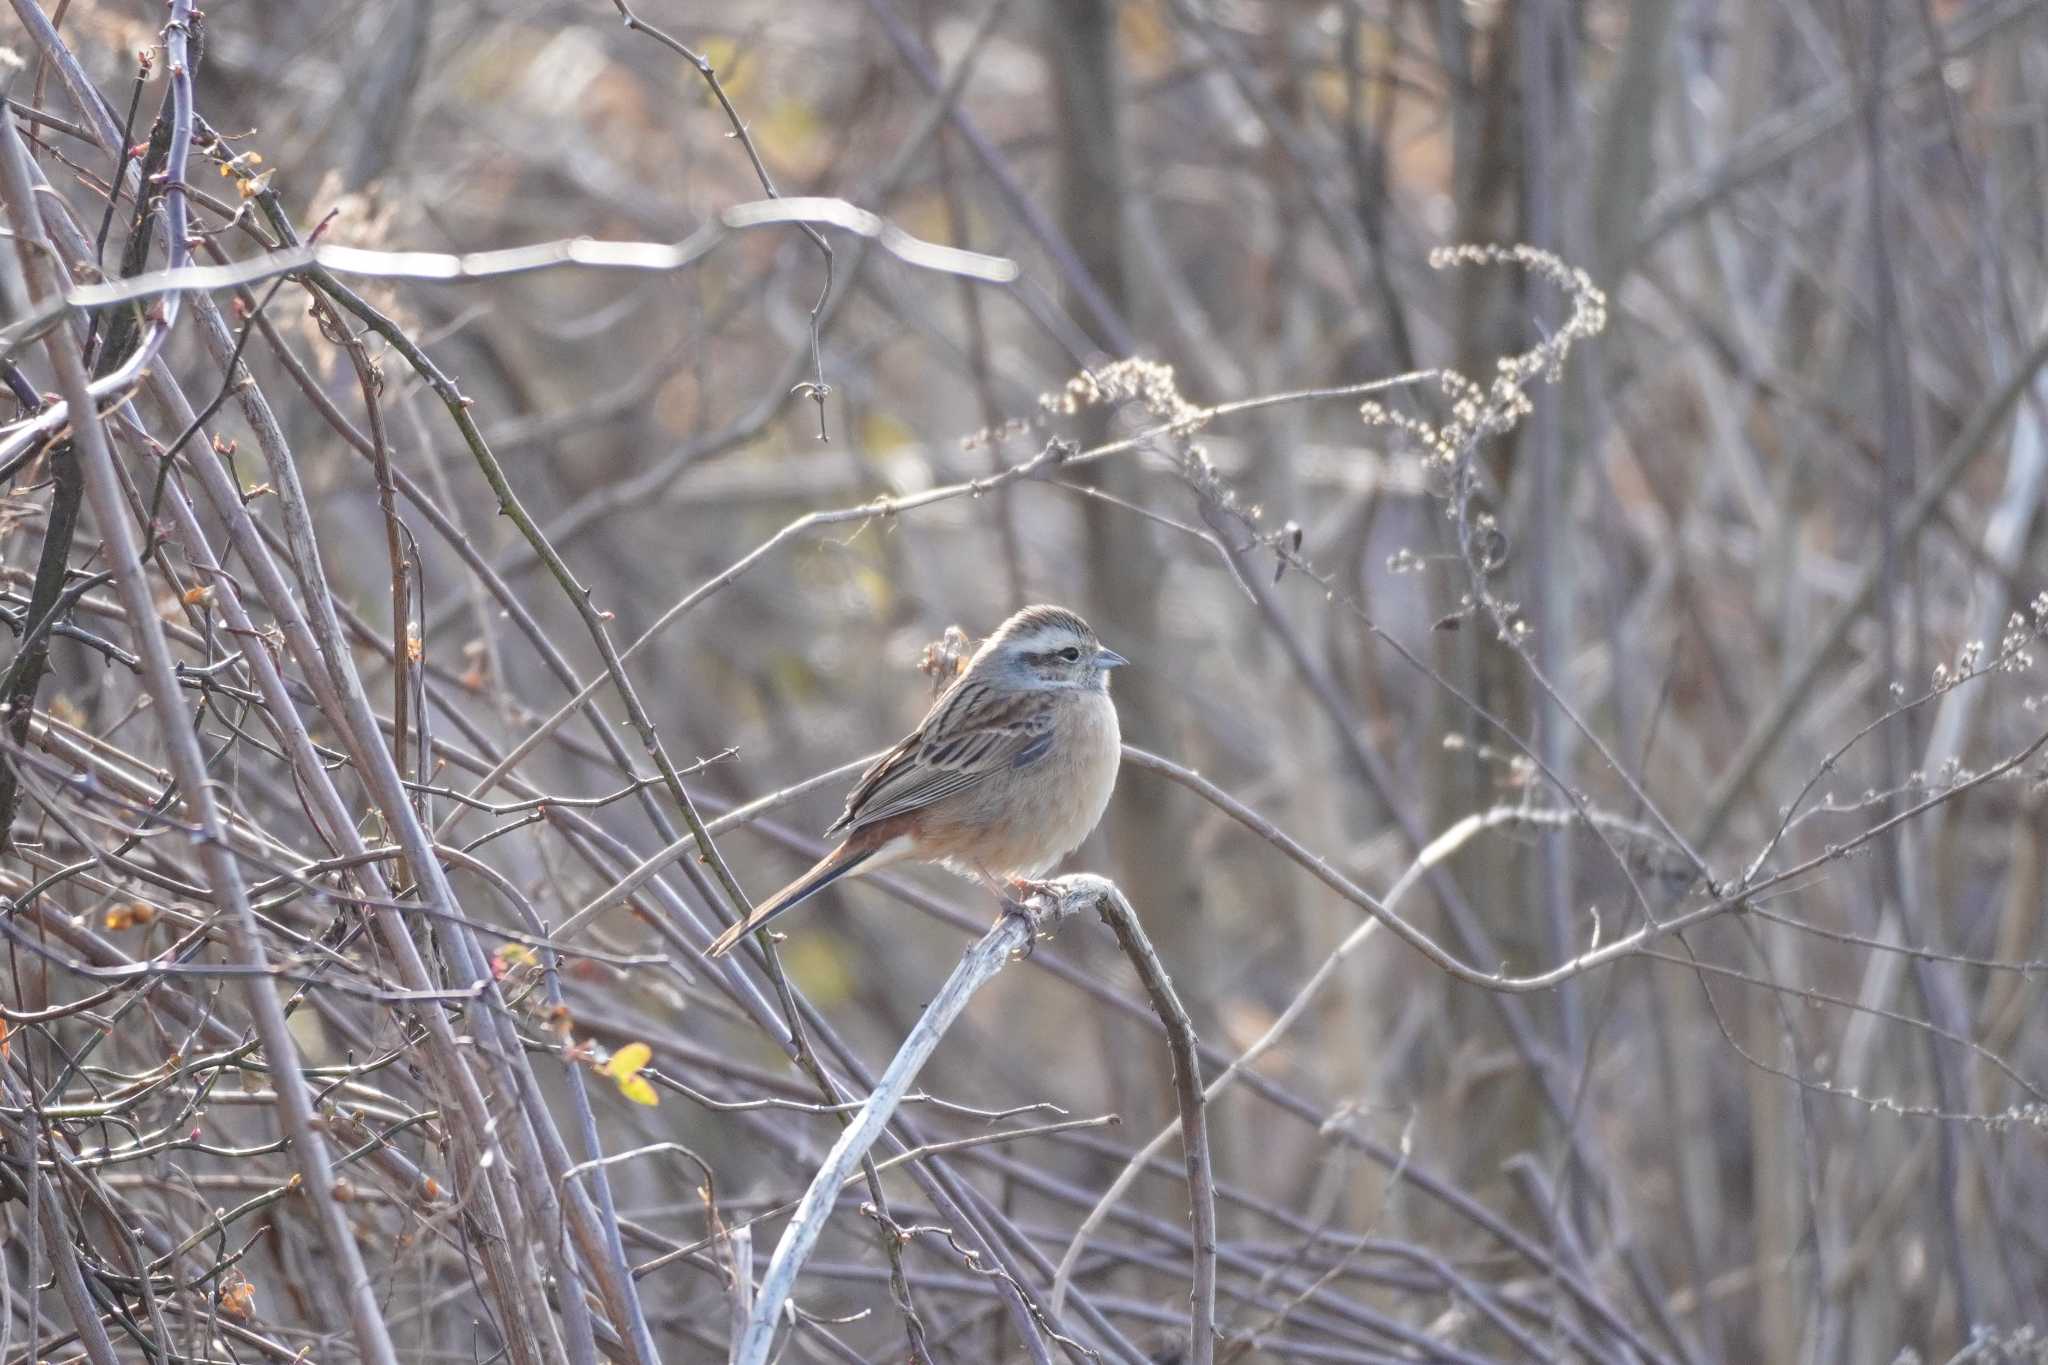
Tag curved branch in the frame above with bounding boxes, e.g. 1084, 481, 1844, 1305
733, 879, 1100, 1365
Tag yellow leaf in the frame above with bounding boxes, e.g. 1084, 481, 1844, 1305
602, 1042, 651, 1079
600, 1042, 660, 1106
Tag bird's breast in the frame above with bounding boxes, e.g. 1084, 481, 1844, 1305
1032, 690, 1121, 872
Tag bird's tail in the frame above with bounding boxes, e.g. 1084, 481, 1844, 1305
706, 841, 881, 959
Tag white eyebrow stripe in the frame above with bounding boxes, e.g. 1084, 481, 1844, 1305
1011, 633, 1078, 655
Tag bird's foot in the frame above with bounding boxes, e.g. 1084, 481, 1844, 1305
1005, 874, 1063, 904
996, 877, 1064, 960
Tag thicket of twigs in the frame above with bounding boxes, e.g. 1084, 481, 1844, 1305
3, 1, 2047, 1361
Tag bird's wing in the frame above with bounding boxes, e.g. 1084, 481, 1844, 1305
827, 682, 1057, 837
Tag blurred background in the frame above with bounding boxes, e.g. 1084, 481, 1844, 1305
5, 0, 2048, 1361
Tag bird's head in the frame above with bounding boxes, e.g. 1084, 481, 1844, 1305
978, 604, 1127, 693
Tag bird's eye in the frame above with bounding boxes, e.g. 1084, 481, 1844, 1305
1058, 647, 1081, 662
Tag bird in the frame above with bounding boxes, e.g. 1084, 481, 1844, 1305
707, 605, 1126, 958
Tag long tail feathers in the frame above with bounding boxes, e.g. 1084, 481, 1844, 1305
706, 843, 879, 959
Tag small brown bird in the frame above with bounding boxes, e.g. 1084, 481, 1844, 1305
707, 605, 1125, 958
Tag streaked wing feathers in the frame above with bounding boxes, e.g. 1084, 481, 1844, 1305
826, 683, 1056, 837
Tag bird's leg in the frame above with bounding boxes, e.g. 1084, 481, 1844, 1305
976, 865, 1061, 912
1012, 877, 1074, 960
976, 865, 1060, 959
971, 861, 1019, 906
1005, 872, 1063, 903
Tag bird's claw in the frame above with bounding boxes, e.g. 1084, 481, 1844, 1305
1007, 874, 1062, 903
997, 878, 1063, 960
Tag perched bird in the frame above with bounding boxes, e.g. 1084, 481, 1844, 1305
708, 605, 1126, 958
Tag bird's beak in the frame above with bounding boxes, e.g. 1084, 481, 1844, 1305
1096, 647, 1129, 669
